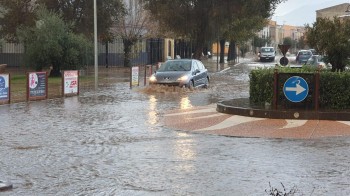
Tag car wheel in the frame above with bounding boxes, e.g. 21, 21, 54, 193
204, 77, 209, 88
188, 80, 194, 90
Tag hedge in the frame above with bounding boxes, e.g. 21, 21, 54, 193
249, 66, 350, 110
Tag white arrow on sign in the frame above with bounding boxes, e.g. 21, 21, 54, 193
285, 80, 306, 95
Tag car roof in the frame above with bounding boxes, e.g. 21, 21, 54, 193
298, 50, 312, 54
167, 59, 194, 62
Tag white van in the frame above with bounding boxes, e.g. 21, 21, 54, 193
259, 47, 275, 62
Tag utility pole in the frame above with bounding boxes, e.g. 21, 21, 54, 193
94, 0, 98, 90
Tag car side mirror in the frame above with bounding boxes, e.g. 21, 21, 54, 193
193, 69, 200, 75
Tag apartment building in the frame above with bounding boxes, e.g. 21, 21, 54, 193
257, 20, 305, 53
316, 3, 350, 20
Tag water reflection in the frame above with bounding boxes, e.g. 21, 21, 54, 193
180, 96, 192, 110
174, 132, 196, 172
148, 95, 158, 125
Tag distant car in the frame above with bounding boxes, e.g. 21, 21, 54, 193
296, 50, 312, 64
305, 55, 330, 69
259, 47, 276, 62
149, 59, 209, 88
309, 49, 317, 55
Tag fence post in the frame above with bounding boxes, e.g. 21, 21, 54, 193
144, 65, 147, 86
315, 69, 320, 111
273, 67, 278, 110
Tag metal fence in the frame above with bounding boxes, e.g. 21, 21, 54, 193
0, 42, 24, 67
0, 38, 169, 69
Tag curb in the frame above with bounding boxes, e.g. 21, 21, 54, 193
217, 98, 350, 121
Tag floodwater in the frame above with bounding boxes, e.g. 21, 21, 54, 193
1, 61, 350, 195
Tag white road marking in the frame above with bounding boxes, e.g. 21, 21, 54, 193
188, 113, 226, 119
164, 108, 217, 116
280, 119, 307, 129
338, 121, 350, 126
194, 115, 265, 131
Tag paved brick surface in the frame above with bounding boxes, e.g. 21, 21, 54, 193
163, 104, 350, 139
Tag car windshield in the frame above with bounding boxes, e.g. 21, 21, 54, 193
299, 51, 311, 55
158, 60, 192, 72
310, 49, 316, 54
261, 48, 274, 52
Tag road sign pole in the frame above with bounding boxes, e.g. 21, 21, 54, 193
315, 71, 320, 111
273, 67, 278, 110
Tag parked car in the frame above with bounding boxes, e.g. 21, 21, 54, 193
305, 55, 331, 69
259, 47, 276, 62
296, 50, 313, 64
309, 49, 317, 55
149, 59, 209, 88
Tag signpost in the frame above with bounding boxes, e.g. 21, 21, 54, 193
278, 44, 291, 66
283, 76, 309, 102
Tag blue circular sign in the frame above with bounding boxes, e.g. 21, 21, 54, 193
283, 76, 309, 103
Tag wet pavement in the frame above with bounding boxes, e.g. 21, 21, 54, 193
0, 59, 350, 195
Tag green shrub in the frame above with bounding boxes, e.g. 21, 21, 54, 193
249, 68, 274, 105
319, 71, 350, 109
249, 67, 350, 110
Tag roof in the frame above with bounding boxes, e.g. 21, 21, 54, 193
316, 3, 349, 12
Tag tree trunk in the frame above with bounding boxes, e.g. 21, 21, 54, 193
105, 41, 109, 68
123, 39, 133, 67
227, 40, 236, 62
49, 64, 61, 77
193, 35, 206, 60
219, 39, 225, 64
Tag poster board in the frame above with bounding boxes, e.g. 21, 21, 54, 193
63, 70, 79, 96
130, 66, 140, 88
0, 73, 10, 104
27, 72, 48, 101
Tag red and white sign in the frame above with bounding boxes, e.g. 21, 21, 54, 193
63, 70, 79, 95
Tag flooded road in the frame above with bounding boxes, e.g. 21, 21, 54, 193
1, 61, 350, 195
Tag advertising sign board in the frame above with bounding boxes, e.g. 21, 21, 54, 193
0, 74, 10, 104
27, 72, 47, 101
131, 66, 139, 88
63, 70, 79, 96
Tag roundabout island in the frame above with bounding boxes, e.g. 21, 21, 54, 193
217, 98, 350, 121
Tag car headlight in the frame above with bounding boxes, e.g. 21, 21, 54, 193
177, 75, 188, 82
149, 75, 157, 82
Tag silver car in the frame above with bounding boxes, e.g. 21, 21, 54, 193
259, 47, 276, 62
296, 50, 312, 64
149, 59, 209, 88
305, 55, 330, 69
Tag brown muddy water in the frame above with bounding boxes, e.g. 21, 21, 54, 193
0, 62, 349, 195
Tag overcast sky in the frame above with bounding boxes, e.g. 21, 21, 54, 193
272, 0, 349, 26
